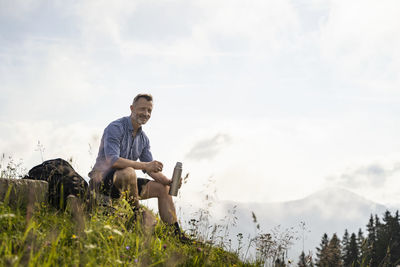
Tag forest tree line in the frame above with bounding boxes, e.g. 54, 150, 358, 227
305, 210, 400, 267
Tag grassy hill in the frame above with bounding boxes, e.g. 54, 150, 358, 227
0, 194, 259, 266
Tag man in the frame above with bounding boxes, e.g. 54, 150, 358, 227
89, 94, 185, 239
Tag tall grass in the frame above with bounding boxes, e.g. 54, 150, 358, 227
0, 155, 299, 266
0, 158, 254, 266
0, 195, 257, 266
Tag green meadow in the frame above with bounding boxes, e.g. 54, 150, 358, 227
0, 193, 259, 267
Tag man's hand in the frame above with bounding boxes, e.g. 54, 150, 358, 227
145, 160, 163, 173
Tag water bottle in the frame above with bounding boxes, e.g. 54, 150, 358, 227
169, 162, 182, 196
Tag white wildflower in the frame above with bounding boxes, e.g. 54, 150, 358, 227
112, 229, 123, 236
84, 229, 93, 234
84, 244, 97, 249
9, 256, 18, 264
103, 225, 112, 230
115, 260, 123, 264
0, 214, 15, 219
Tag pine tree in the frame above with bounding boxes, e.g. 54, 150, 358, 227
391, 211, 400, 264
298, 251, 314, 267
342, 229, 351, 265
366, 214, 377, 266
298, 251, 307, 267
377, 210, 400, 265
315, 233, 330, 267
357, 228, 365, 260
348, 233, 359, 267
376, 210, 392, 265
327, 233, 343, 266
342, 230, 349, 247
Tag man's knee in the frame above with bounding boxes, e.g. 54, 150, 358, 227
154, 183, 170, 197
113, 167, 137, 190
142, 181, 168, 198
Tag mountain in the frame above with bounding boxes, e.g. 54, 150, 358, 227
195, 187, 388, 261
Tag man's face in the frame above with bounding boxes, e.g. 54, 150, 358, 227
130, 98, 153, 126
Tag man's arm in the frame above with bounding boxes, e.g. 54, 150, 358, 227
112, 157, 171, 185
112, 157, 163, 173
148, 171, 172, 185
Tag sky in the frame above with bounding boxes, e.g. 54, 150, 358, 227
1, 0, 400, 208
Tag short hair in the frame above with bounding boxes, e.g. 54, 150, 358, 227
132, 94, 153, 104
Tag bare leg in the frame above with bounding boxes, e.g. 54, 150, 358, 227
140, 181, 177, 224
112, 167, 139, 209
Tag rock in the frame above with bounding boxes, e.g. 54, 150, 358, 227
0, 178, 48, 208
66, 195, 85, 234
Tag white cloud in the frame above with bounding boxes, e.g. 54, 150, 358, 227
185, 133, 232, 160
0, 37, 111, 121
0, 0, 41, 19
73, 0, 139, 44
319, 0, 400, 91
177, 115, 400, 204
1, 0, 400, 208
330, 162, 400, 188
66, 0, 302, 64
327, 161, 400, 206
195, 0, 300, 49
0, 120, 101, 178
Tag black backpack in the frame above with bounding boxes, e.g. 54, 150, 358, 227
24, 158, 88, 209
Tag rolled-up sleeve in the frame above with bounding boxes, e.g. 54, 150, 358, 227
140, 142, 153, 163
103, 123, 123, 166
140, 141, 153, 174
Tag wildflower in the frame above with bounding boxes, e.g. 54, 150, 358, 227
115, 259, 123, 264
71, 234, 78, 239
108, 235, 114, 240
112, 229, 123, 236
7, 256, 18, 264
197, 247, 202, 252
162, 244, 167, 249
0, 213, 15, 219
126, 246, 130, 250
134, 259, 138, 263
84, 229, 93, 234
104, 225, 112, 230
84, 244, 97, 249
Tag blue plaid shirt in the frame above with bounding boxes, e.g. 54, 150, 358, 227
91, 116, 153, 174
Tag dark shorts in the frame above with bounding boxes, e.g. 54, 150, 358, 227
101, 169, 151, 199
